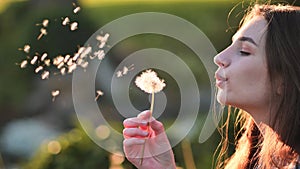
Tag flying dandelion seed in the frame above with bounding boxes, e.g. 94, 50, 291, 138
95, 90, 104, 101
96, 33, 110, 48
68, 63, 77, 73
53, 55, 64, 66
42, 19, 49, 27
37, 28, 47, 40
35, 66, 43, 73
20, 44, 30, 53
57, 62, 64, 69
51, 90, 60, 101
70, 22, 78, 31
44, 59, 51, 66
116, 64, 134, 77
30, 56, 38, 65
20, 60, 28, 68
67, 59, 73, 66
116, 70, 123, 78
80, 46, 92, 59
64, 54, 71, 63
62, 17, 70, 26
41, 53, 48, 61
94, 50, 105, 60
73, 6, 81, 14
80, 61, 88, 68
41, 71, 50, 79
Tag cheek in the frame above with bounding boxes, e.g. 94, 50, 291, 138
221, 61, 270, 107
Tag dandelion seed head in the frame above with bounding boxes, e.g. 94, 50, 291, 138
42, 19, 49, 27
20, 60, 28, 68
70, 22, 78, 31
30, 56, 38, 65
41, 71, 50, 79
135, 69, 166, 94
35, 66, 43, 73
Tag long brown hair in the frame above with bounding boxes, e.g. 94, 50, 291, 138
216, 4, 300, 169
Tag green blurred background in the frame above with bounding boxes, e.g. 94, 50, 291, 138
0, 0, 299, 169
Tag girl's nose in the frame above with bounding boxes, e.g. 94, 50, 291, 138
214, 50, 231, 68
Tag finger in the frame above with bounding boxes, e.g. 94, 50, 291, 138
123, 138, 146, 147
123, 128, 149, 138
149, 117, 165, 135
123, 118, 148, 128
137, 110, 152, 120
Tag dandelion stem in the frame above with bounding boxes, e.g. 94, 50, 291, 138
140, 91, 155, 166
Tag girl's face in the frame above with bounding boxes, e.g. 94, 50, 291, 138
214, 16, 271, 122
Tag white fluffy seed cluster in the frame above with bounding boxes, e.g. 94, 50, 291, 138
135, 69, 166, 94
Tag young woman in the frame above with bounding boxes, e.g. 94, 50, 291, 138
123, 4, 300, 169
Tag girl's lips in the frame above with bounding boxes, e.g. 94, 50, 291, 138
215, 72, 228, 88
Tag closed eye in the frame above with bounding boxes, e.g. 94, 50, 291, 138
240, 51, 251, 56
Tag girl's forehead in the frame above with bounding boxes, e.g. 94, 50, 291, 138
233, 16, 268, 46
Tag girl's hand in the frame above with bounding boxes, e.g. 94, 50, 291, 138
123, 110, 176, 169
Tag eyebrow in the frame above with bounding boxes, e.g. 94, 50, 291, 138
237, 36, 258, 46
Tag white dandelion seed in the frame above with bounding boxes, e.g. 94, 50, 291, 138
67, 59, 73, 66
70, 22, 78, 31
62, 17, 70, 26
53, 55, 64, 65
60, 67, 66, 75
73, 6, 81, 14
80, 61, 88, 68
41, 53, 48, 61
68, 63, 77, 73
35, 66, 43, 73
44, 59, 51, 66
94, 50, 105, 60
37, 28, 47, 40
57, 62, 64, 69
51, 90, 60, 101
30, 56, 38, 65
42, 19, 49, 27
116, 70, 123, 78
64, 54, 71, 63
41, 71, 50, 79
76, 58, 83, 65
20, 60, 28, 68
95, 90, 104, 101
23, 45, 30, 53
80, 46, 92, 59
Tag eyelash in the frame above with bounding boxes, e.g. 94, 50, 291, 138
239, 51, 251, 56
